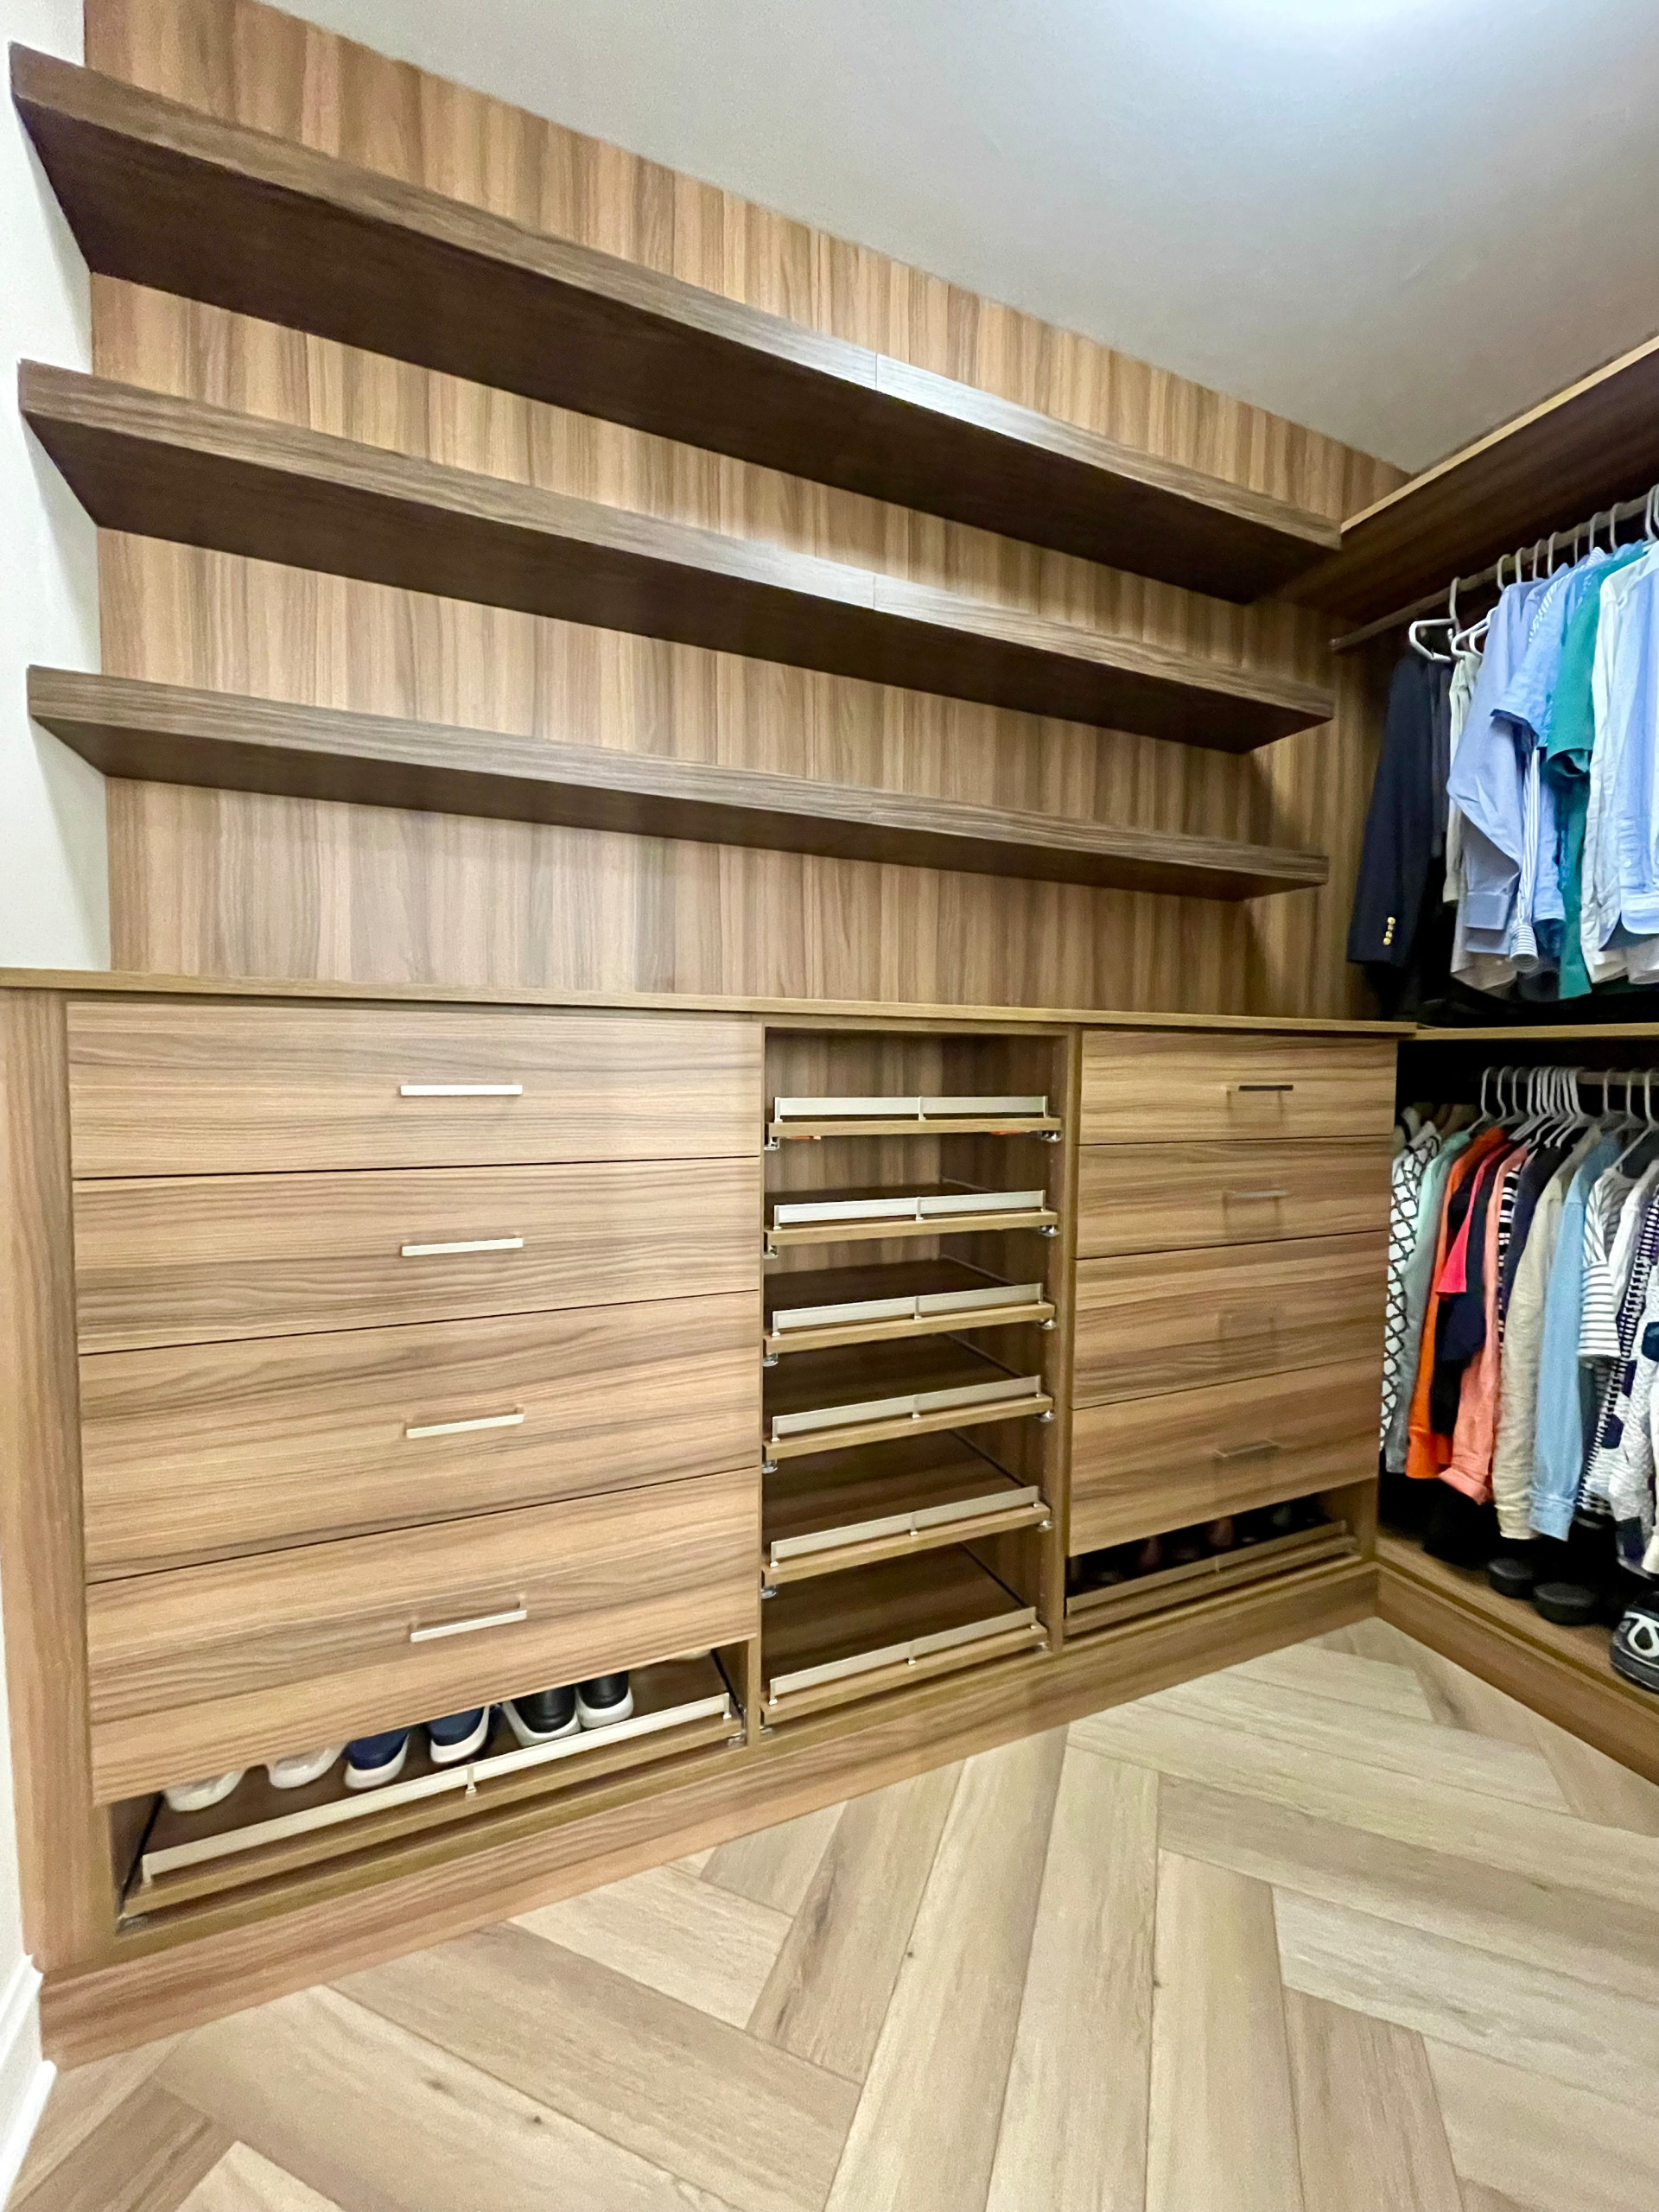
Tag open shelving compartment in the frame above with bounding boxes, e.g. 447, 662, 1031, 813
758, 1022, 1074, 1720
1065, 1482, 1369, 1637
113, 1645, 750, 1924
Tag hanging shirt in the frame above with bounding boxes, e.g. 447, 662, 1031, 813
1385, 1128, 1476, 1474
1491, 1124, 1603, 1539
1380, 1121, 1442, 1444
1495, 567, 1580, 950
1407, 1127, 1508, 1479
1448, 582, 1549, 949
1582, 551, 1659, 982
1530, 1135, 1622, 1537
1445, 1148, 1528, 1503
1582, 1178, 1659, 1517
1543, 545, 1649, 998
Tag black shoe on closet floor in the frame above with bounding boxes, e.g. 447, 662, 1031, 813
1611, 1604, 1659, 1694
1487, 1547, 1537, 1599
1532, 1581, 1600, 1628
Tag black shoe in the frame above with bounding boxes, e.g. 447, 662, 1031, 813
1487, 1546, 1537, 1599
1611, 1604, 1659, 1693
504, 1688, 580, 1745
575, 1674, 633, 1728
1533, 1580, 1599, 1627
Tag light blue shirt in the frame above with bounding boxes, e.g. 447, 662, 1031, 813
1496, 568, 1580, 936
1449, 580, 1548, 944
1608, 566, 1659, 938
1531, 1135, 1619, 1539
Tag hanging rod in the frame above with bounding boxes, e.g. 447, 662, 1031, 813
1329, 482, 1659, 656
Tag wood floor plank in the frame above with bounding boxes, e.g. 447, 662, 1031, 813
12, 2038, 183, 2199
1225, 1643, 1436, 1719
178, 2143, 346, 2212
1459, 2187, 1538, 2212
1283, 1990, 1461, 2212
985, 1750, 1156, 2212
1427, 2041, 1659, 2212
1145, 1673, 1571, 1808
516, 1860, 791, 2026
823, 1729, 1067, 2212
15, 2081, 231, 2212
1363, 1624, 1549, 1750
1276, 1889, 1659, 2113
1070, 1701, 1659, 1916
1527, 1710, 1659, 1835
1145, 1856, 1305, 2212
338, 1923, 855, 2212
161, 1984, 742, 2212
747, 1763, 961, 2081
702, 1803, 843, 1916
1160, 1777, 1659, 2005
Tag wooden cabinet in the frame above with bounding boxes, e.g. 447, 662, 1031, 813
73, 1155, 760, 1350
85, 1463, 760, 1801
1071, 1358, 1380, 1553
80, 1293, 760, 1575
1076, 1139, 1392, 1255
67, 1001, 761, 1174
1079, 1030, 1396, 1145
1073, 1234, 1387, 1402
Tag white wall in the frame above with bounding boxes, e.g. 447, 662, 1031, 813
0, 0, 105, 2185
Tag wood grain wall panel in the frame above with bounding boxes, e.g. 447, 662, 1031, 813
85, 0, 1402, 1017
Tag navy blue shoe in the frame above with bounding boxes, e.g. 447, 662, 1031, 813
345, 1728, 411, 1790
427, 1707, 491, 1764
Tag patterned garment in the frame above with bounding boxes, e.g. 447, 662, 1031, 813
1381, 1122, 1441, 1444
1581, 1190, 1659, 1518
1495, 1166, 1521, 1344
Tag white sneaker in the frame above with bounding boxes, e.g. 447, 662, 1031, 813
163, 1770, 245, 1814
265, 1745, 343, 1790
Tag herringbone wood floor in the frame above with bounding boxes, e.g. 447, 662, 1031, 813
16, 1621, 1659, 2212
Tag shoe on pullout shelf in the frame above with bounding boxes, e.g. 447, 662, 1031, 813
504, 1674, 633, 1745
576, 1674, 633, 1728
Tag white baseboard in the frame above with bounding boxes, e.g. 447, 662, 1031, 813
0, 1957, 53, 2209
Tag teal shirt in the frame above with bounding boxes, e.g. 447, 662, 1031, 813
1542, 545, 1649, 996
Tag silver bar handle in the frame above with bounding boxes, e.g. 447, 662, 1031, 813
409, 1605, 527, 1644
1213, 1439, 1282, 1462
1224, 1189, 1288, 1202
400, 1236, 524, 1258
399, 1083, 524, 1097
404, 1409, 526, 1440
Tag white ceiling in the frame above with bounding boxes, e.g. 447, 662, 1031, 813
282, 0, 1659, 474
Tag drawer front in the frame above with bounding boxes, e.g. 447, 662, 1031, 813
1070, 1357, 1380, 1554
1077, 1140, 1392, 1256
80, 1293, 760, 1577
67, 1001, 761, 1176
1080, 1031, 1396, 1145
86, 1464, 760, 1802
1074, 1234, 1388, 1403
73, 1156, 761, 1351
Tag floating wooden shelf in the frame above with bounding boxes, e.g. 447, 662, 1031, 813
765, 1335, 1050, 1457
765, 1181, 1058, 1250
761, 1546, 1042, 1719
1295, 334, 1659, 622
763, 1433, 1047, 1586
764, 1258, 1053, 1357
125, 1654, 740, 1915
12, 45, 1341, 603
24, 669, 1330, 903
1066, 1519, 1357, 1631
19, 365, 1334, 754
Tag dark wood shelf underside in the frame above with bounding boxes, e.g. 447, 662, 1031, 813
12, 44, 1340, 602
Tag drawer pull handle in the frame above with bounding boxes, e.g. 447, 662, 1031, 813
404, 1410, 526, 1440
398, 1083, 524, 1097
1213, 1439, 1282, 1462
409, 1605, 527, 1643
1232, 1082, 1295, 1093
1224, 1189, 1288, 1203
400, 1237, 525, 1258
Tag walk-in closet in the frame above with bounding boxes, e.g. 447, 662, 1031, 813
3, 3, 1658, 2207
